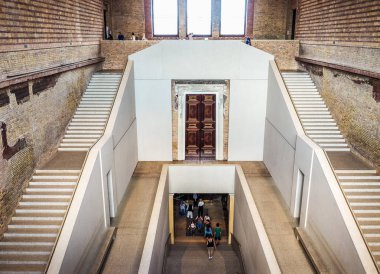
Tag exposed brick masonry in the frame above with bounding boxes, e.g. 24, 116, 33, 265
0, 0, 103, 47
101, 40, 299, 71
296, 0, 380, 46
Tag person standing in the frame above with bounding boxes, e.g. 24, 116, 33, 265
186, 201, 193, 219
214, 223, 221, 245
206, 236, 216, 259
117, 32, 125, 40
198, 198, 204, 217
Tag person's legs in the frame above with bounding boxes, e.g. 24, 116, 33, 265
208, 247, 212, 259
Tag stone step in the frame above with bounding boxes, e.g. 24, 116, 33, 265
66, 130, 103, 134
71, 118, 107, 122
64, 134, 101, 138
58, 148, 90, 152
336, 170, 378, 174
12, 216, 64, 222
62, 138, 97, 143
339, 175, 380, 180
309, 134, 343, 138
19, 200, 71, 206
68, 125, 104, 130
319, 143, 348, 147
324, 148, 351, 152
15, 209, 66, 214
314, 139, 346, 143
301, 119, 335, 122
73, 115, 108, 119
34, 170, 79, 174
59, 143, 92, 147
32, 175, 78, 180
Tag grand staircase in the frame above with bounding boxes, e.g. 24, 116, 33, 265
282, 71, 380, 270
0, 72, 121, 273
282, 72, 350, 152
59, 72, 122, 152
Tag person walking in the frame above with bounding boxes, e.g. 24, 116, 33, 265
186, 201, 193, 219
214, 223, 221, 245
206, 236, 216, 259
198, 198, 204, 217
204, 223, 213, 238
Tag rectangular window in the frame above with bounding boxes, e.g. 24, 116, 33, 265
187, 0, 212, 36
153, 0, 178, 36
220, 0, 246, 35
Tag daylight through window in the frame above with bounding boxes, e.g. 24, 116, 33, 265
187, 0, 212, 35
153, 0, 178, 35
220, 0, 246, 35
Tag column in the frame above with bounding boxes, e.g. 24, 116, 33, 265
228, 194, 234, 244
169, 194, 175, 244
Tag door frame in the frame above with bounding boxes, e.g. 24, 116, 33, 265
178, 90, 223, 160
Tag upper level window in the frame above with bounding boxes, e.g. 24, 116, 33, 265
153, 0, 178, 35
187, 0, 212, 36
220, 0, 246, 35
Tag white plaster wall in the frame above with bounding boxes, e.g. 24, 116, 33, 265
228, 80, 267, 161
113, 121, 138, 205
48, 62, 140, 273
135, 80, 172, 161
48, 144, 109, 274
168, 165, 235, 194
129, 41, 274, 161
233, 167, 281, 274
264, 61, 376, 273
139, 167, 169, 274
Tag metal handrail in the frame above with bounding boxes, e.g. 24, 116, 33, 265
276, 61, 379, 272
44, 68, 126, 273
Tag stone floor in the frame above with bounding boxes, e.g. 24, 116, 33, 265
42, 151, 86, 170
101, 162, 162, 274
174, 196, 228, 244
165, 243, 242, 274
100, 161, 315, 274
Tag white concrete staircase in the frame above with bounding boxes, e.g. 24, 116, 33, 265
59, 72, 122, 152
337, 169, 380, 268
281, 71, 350, 152
0, 169, 80, 274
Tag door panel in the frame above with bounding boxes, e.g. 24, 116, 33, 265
185, 94, 216, 160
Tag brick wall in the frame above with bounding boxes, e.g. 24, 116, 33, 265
111, 0, 146, 39
101, 40, 299, 70
0, 0, 104, 235
109, 0, 289, 40
253, 0, 289, 39
101, 40, 158, 70
296, 0, 380, 46
0, 0, 103, 50
303, 64, 380, 167
295, 0, 380, 167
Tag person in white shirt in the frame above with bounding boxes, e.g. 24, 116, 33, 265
198, 198, 205, 217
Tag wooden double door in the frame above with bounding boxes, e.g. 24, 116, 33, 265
185, 94, 216, 160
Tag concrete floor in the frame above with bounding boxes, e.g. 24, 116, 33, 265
101, 162, 163, 274
101, 161, 315, 274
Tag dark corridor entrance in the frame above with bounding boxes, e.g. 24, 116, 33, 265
185, 94, 216, 160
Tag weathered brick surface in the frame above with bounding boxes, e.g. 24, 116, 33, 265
101, 40, 158, 70
111, 0, 146, 39
303, 64, 380, 167
252, 40, 300, 70
253, 0, 289, 39
297, 0, 380, 46
0, 64, 100, 235
0, 45, 100, 81
0, 0, 103, 236
101, 40, 299, 71
299, 44, 380, 74
0, 0, 103, 47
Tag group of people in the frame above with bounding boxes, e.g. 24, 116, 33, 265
106, 31, 147, 41
179, 195, 222, 260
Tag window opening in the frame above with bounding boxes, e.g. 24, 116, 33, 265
220, 0, 246, 35
187, 0, 212, 36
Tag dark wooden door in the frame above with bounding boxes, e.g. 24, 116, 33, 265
185, 94, 216, 160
